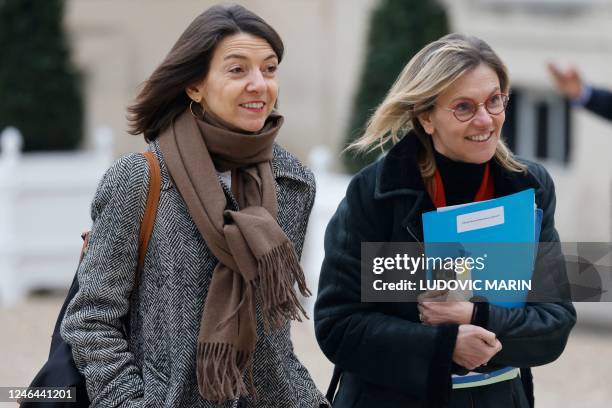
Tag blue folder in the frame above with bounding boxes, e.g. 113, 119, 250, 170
422, 189, 540, 307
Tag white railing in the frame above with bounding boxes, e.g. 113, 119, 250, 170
0, 127, 112, 306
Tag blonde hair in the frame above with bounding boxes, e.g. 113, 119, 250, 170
349, 33, 526, 178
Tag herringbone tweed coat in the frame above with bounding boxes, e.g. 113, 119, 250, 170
61, 140, 329, 408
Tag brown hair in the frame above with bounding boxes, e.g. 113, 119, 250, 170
349, 33, 526, 177
128, 4, 284, 141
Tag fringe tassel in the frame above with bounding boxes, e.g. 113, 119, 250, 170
256, 241, 312, 331
196, 342, 255, 402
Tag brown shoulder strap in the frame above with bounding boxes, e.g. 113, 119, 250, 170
137, 151, 161, 274
79, 152, 161, 280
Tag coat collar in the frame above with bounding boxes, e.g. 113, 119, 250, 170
270, 143, 313, 187
375, 132, 428, 200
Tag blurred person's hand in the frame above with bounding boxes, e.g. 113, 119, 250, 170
547, 63, 583, 100
452, 324, 502, 370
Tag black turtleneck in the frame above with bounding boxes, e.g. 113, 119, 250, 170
433, 150, 487, 206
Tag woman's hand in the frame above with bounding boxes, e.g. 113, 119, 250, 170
417, 290, 473, 325
452, 324, 502, 370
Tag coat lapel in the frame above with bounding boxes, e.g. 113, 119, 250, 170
270, 144, 313, 187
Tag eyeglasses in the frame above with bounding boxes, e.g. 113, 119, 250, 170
443, 93, 509, 122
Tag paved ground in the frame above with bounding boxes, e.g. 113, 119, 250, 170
1, 293, 610, 407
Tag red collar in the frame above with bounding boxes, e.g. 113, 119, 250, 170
431, 162, 494, 208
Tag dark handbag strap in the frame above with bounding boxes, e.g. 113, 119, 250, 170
325, 365, 342, 404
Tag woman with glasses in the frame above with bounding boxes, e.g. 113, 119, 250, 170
315, 34, 575, 407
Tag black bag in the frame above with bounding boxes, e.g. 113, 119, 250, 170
21, 152, 161, 407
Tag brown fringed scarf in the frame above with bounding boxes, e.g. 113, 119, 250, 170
158, 109, 310, 402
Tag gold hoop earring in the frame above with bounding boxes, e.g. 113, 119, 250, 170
189, 100, 202, 118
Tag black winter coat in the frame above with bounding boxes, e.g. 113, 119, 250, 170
585, 86, 612, 121
314, 134, 576, 408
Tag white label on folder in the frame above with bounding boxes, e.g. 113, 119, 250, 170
456, 206, 504, 233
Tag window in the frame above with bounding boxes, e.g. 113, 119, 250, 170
502, 88, 571, 164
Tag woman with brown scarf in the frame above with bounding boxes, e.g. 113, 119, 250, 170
61, 4, 328, 407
